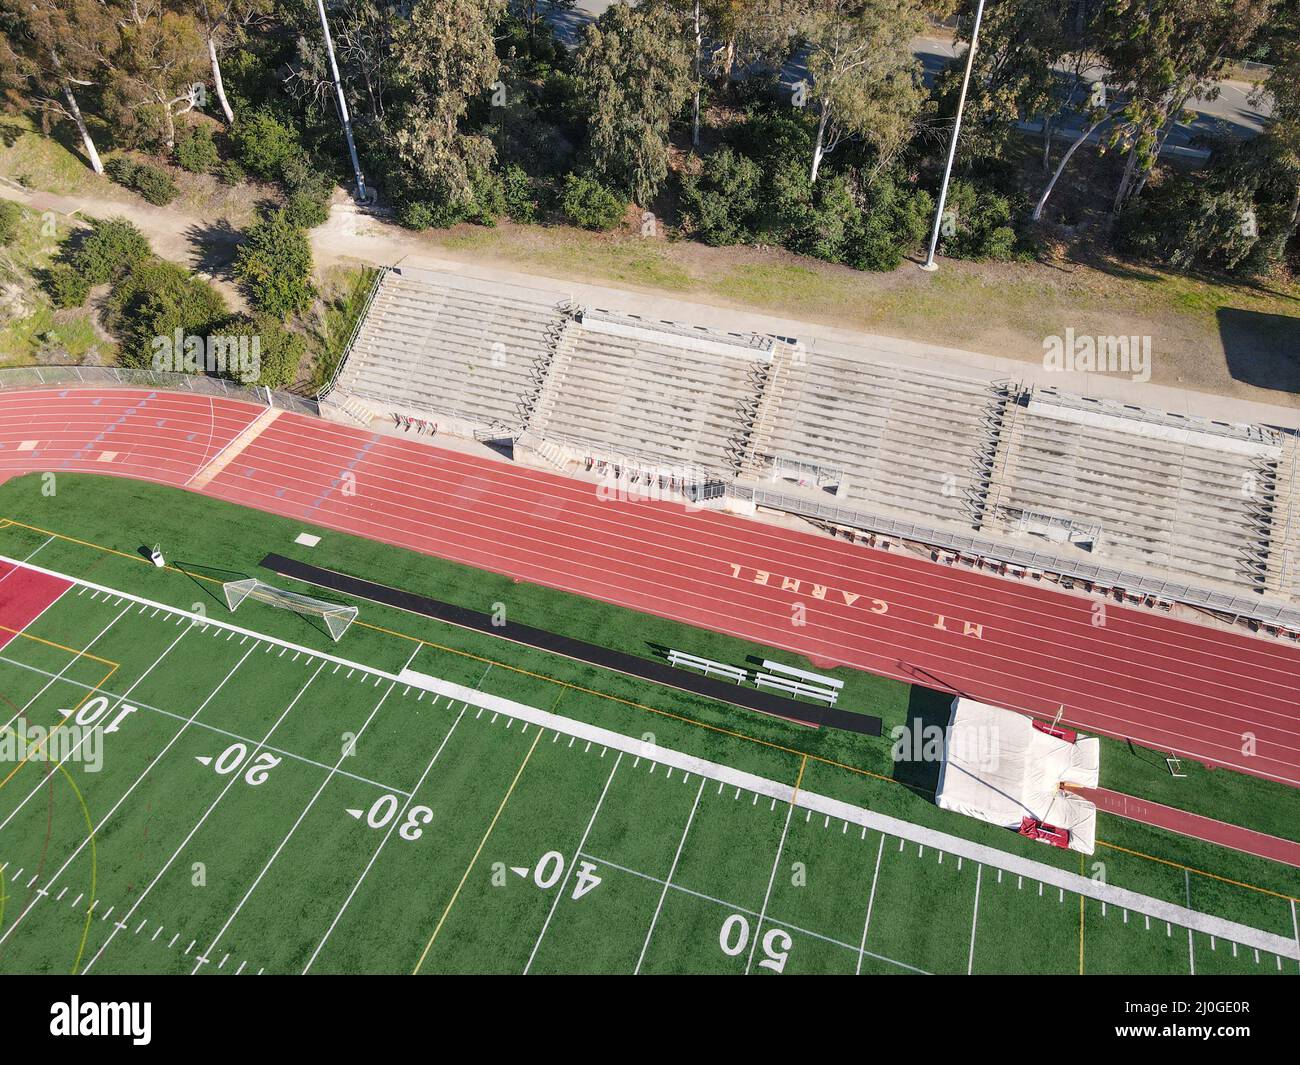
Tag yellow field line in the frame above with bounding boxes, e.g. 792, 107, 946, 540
5, 516, 1295, 907
1097, 840, 1300, 903
0, 624, 116, 668
411, 727, 543, 975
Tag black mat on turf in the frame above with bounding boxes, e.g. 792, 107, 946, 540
259, 553, 882, 737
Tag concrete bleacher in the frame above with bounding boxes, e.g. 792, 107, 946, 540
523, 308, 774, 474
321, 264, 1300, 626
984, 389, 1284, 588
758, 353, 1009, 528
327, 268, 569, 433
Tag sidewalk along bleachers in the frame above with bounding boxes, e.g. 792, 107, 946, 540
988, 393, 1282, 588
761, 352, 1005, 527
526, 310, 771, 474
330, 269, 568, 430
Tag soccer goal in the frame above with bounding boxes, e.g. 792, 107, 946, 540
223, 578, 358, 641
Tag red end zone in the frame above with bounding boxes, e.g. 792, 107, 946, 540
0, 562, 72, 651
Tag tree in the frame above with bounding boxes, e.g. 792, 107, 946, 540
1105, 0, 1276, 216
937, 0, 1071, 166
0, 0, 119, 174
574, 2, 693, 205
286, 0, 396, 127
801, 0, 926, 184
197, 0, 270, 125
1256, 9, 1300, 245
383, 0, 503, 217
107, 5, 209, 150
234, 209, 314, 318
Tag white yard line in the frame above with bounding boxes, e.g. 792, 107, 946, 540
0, 640, 251, 949
82, 660, 326, 973
856, 833, 886, 976
3, 555, 1295, 965
0, 616, 190, 836
1, 603, 128, 733
302, 702, 466, 974
585, 849, 928, 975
191, 671, 403, 973
967, 865, 983, 975
635, 777, 705, 975
523, 752, 623, 974
0, 651, 409, 796
745, 799, 796, 975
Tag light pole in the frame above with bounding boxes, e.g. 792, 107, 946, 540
315, 0, 368, 203
920, 0, 985, 272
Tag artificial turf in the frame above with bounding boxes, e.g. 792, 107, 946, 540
0, 471, 1295, 975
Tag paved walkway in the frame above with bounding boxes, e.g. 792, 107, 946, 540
1074, 786, 1300, 869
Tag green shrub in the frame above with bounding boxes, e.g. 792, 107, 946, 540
0, 200, 21, 245
560, 173, 624, 230
106, 156, 179, 206
466, 168, 506, 226
216, 159, 247, 186
938, 180, 1018, 261
679, 148, 762, 246
45, 264, 91, 308
71, 218, 152, 285
174, 126, 220, 174
244, 313, 306, 389
230, 109, 302, 181
501, 164, 538, 223
106, 258, 229, 368
279, 155, 333, 229
843, 176, 933, 272
234, 209, 314, 318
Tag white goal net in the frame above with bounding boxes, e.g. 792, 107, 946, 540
223, 578, 358, 641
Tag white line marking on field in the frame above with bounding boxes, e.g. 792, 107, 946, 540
82, 661, 326, 973
856, 833, 886, 975
1, 604, 127, 735
524, 752, 623, 974
745, 799, 795, 975
191, 669, 401, 973
587, 849, 928, 974
967, 865, 983, 975
636, 777, 705, 975
0, 624, 213, 948
303, 706, 468, 973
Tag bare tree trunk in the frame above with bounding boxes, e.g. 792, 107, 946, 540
1041, 114, 1053, 172
810, 103, 830, 183
62, 81, 103, 175
209, 34, 235, 124
1111, 144, 1139, 216
161, 98, 177, 151
1032, 118, 1102, 221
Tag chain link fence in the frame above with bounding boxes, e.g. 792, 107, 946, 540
0, 366, 319, 416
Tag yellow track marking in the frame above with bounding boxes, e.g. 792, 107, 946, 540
411, 727, 542, 975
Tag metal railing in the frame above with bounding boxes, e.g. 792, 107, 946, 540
730, 483, 1300, 630
0, 367, 319, 415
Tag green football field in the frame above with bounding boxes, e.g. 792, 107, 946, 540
0, 479, 1296, 975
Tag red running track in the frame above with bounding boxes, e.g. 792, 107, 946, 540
1, 388, 1298, 789
1073, 787, 1300, 868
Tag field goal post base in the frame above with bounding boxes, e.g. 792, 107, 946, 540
222, 577, 358, 641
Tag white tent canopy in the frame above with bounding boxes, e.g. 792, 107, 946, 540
935, 697, 1100, 854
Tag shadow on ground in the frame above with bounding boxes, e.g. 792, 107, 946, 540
1218, 306, 1300, 394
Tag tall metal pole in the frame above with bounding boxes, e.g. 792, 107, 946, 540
920, 0, 985, 272
315, 0, 368, 203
